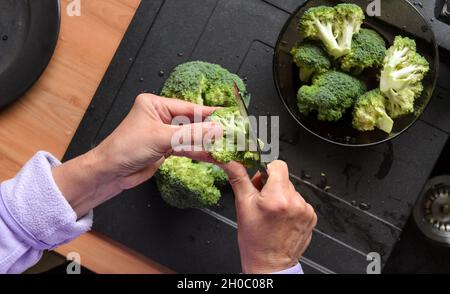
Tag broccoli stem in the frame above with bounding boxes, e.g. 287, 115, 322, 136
299, 67, 315, 82
315, 20, 341, 56
376, 112, 394, 134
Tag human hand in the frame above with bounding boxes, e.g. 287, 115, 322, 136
53, 94, 221, 217
222, 160, 317, 274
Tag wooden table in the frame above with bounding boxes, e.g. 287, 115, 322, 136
0, 0, 171, 274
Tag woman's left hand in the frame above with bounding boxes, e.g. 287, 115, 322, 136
53, 94, 221, 217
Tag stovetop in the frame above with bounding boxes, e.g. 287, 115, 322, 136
64, 0, 450, 273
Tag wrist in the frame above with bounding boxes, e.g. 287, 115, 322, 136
240, 251, 298, 274
52, 149, 122, 218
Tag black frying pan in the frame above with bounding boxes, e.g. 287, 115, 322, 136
0, 0, 60, 109
273, 0, 439, 147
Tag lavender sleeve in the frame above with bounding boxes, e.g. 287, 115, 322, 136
0, 152, 93, 274
272, 263, 304, 274
0, 151, 301, 274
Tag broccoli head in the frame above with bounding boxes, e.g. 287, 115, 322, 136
291, 41, 331, 82
299, 4, 365, 59
380, 36, 429, 118
155, 157, 224, 209
352, 89, 394, 134
340, 28, 386, 75
297, 70, 367, 121
208, 107, 260, 166
161, 61, 249, 107
157, 61, 250, 209
199, 162, 228, 186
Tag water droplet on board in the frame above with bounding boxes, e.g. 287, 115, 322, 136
158, 70, 165, 77
2, 35, 8, 41
359, 202, 371, 211
177, 52, 184, 57
139, 77, 144, 82
301, 171, 312, 180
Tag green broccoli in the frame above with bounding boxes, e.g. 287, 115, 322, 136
299, 4, 365, 59
155, 157, 222, 209
161, 61, 249, 107
199, 162, 228, 186
380, 36, 429, 118
157, 61, 251, 209
208, 107, 260, 166
352, 89, 394, 134
291, 41, 331, 82
340, 28, 386, 75
297, 70, 367, 121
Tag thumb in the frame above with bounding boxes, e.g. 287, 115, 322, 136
221, 162, 259, 202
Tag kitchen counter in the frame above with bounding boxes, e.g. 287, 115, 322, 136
62, 0, 450, 273
0, 0, 170, 274
2, 0, 449, 274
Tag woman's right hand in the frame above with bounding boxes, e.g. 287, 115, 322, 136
222, 160, 317, 274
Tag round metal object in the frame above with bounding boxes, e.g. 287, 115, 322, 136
414, 176, 450, 246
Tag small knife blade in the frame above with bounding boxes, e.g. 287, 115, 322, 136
233, 82, 269, 183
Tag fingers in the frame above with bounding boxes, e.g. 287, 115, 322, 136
171, 150, 216, 164
140, 94, 218, 123
264, 161, 290, 192
221, 161, 259, 201
160, 121, 223, 153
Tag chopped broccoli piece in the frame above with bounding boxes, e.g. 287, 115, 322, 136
299, 4, 365, 59
161, 61, 250, 107
340, 28, 387, 75
297, 70, 367, 122
155, 157, 221, 209
291, 41, 332, 82
353, 89, 394, 134
380, 36, 429, 118
208, 107, 260, 166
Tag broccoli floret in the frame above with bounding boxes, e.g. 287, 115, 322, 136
299, 4, 365, 59
291, 41, 331, 82
297, 71, 367, 122
353, 89, 394, 134
199, 162, 228, 186
155, 157, 222, 209
157, 61, 250, 209
380, 36, 429, 118
340, 28, 386, 75
161, 61, 250, 107
208, 107, 260, 166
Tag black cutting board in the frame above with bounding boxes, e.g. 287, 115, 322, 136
64, 0, 450, 273
0, 0, 60, 108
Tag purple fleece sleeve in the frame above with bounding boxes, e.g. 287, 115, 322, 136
0, 152, 93, 274
272, 263, 304, 274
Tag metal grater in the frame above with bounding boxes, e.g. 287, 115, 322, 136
414, 176, 450, 246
